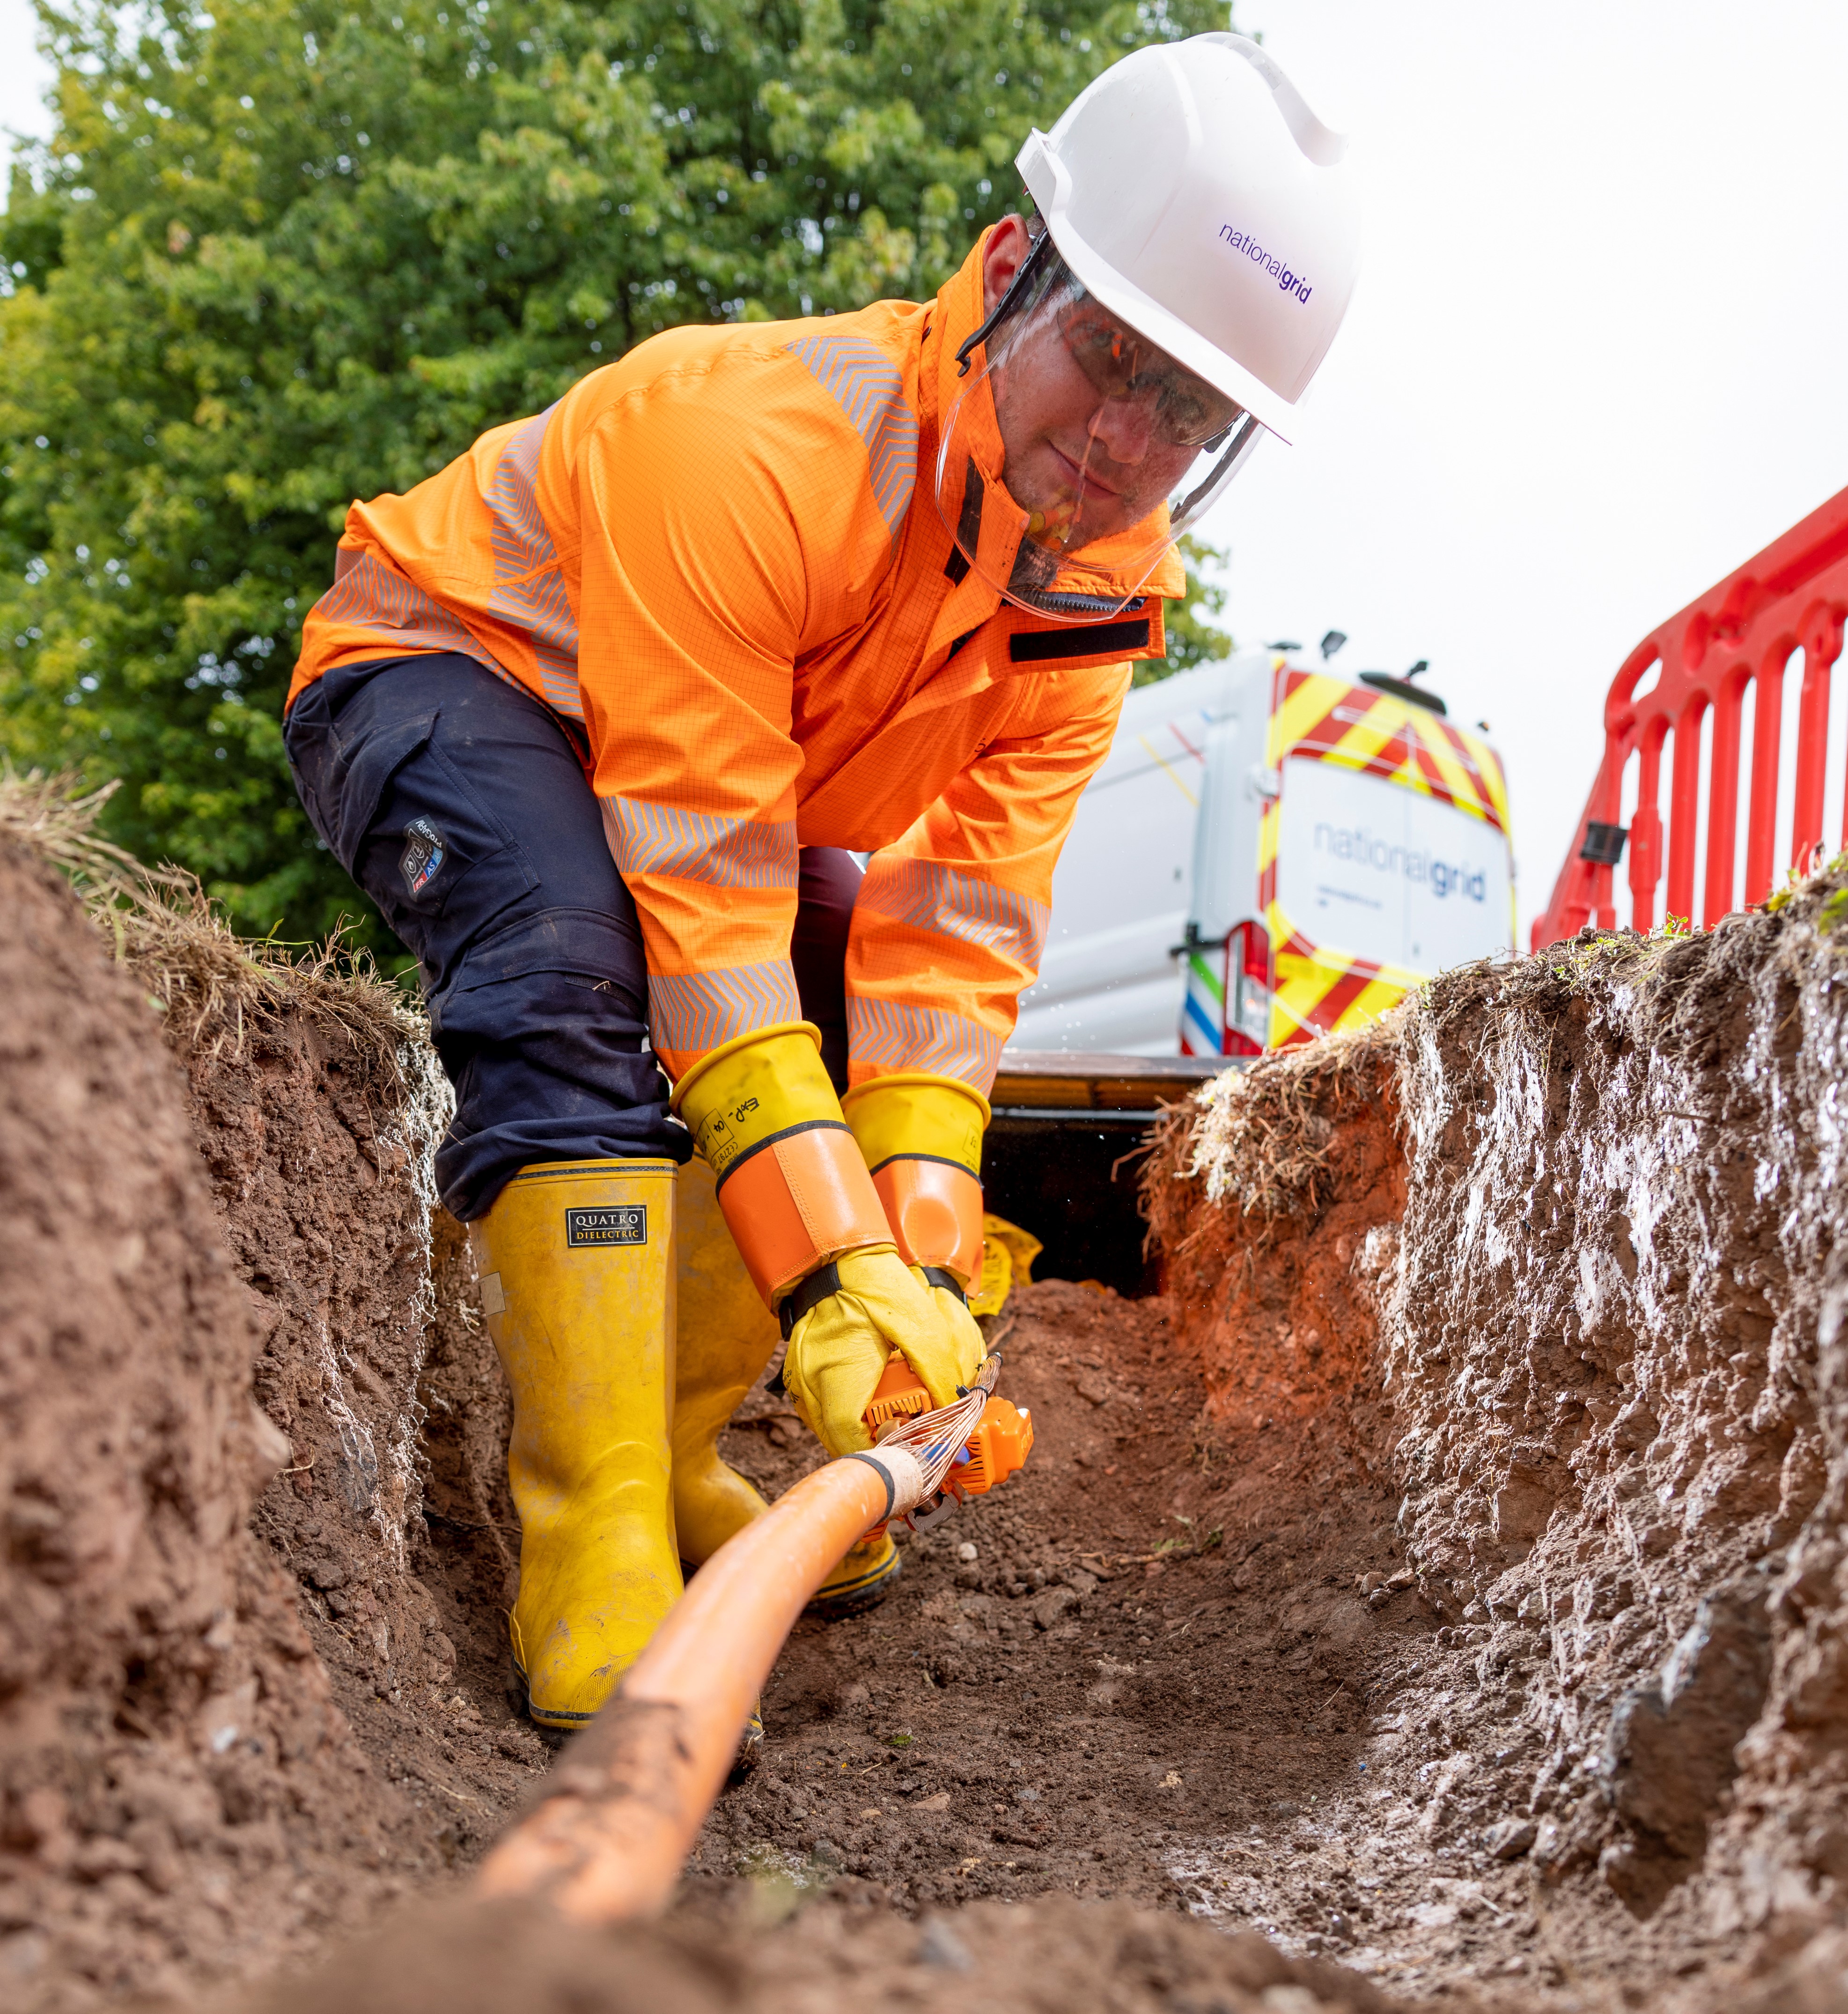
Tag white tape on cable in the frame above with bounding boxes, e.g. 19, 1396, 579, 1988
846, 1445, 928, 1520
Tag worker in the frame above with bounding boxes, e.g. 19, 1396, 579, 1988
281, 34, 1361, 1732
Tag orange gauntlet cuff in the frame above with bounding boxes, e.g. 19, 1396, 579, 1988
869, 1158, 986, 1284
671, 1027, 890, 1306
714, 1124, 891, 1306
840, 1073, 989, 1288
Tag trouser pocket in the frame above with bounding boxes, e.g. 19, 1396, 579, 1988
284, 674, 537, 977
284, 655, 681, 1217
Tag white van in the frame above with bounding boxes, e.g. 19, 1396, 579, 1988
1011, 647, 1517, 1057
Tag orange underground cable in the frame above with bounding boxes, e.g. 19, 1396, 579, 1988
473, 1441, 927, 1925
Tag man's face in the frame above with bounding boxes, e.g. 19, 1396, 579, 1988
979, 215, 1242, 553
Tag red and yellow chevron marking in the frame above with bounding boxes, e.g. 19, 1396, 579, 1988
1265, 928, 1420, 1051
1259, 670, 1511, 1051
1264, 671, 1509, 831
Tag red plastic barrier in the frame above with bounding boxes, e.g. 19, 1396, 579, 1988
1533, 486, 1848, 949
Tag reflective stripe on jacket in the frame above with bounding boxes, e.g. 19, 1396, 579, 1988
289, 236, 1178, 1090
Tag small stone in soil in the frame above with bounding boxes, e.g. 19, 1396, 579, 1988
1484, 1818, 1537, 1859
917, 1918, 974, 1971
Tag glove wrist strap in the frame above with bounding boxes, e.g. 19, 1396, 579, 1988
776, 1260, 968, 1343
920, 1264, 971, 1303
778, 1260, 842, 1343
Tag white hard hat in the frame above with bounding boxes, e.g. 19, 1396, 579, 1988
933, 33, 1363, 622
1016, 34, 1362, 447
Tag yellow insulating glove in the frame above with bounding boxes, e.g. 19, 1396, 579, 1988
841, 1073, 988, 1287
670, 1023, 891, 1307
782, 1246, 985, 1457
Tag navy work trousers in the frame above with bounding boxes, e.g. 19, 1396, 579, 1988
282, 653, 861, 1221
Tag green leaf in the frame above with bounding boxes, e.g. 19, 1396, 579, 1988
1134, 533, 1233, 687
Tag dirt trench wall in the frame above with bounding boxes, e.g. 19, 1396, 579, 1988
0, 792, 553, 2011
1388, 886, 1845, 1928
1150, 864, 1848, 1963
1150, 1029, 1405, 1456
0, 837, 415, 2008
138, 881, 540, 1851
171, 973, 464, 1710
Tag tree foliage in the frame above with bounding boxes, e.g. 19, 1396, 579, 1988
1144, 532, 1233, 685
0, 0, 1232, 946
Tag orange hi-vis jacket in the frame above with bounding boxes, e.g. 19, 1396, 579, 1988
289, 234, 1178, 1094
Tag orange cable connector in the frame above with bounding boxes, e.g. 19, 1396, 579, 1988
862, 1354, 1033, 1497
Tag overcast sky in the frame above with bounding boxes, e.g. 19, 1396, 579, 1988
0, 4, 44, 177
1209, 0, 1848, 940
3, 1, 1845, 941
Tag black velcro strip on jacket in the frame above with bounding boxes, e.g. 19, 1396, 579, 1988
779, 1260, 843, 1342
1009, 619, 1151, 664
957, 460, 986, 553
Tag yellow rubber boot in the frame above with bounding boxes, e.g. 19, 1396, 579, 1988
469, 1158, 682, 1730
672, 1157, 781, 1565
671, 1160, 903, 1616
810, 1531, 901, 1616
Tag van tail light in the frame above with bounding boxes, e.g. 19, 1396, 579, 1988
1179, 921, 1270, 1057
1227, 920, 1271, 1055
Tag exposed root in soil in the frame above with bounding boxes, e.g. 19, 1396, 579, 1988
1147, 1013, 1397, 1234
0, 768, 429, 1073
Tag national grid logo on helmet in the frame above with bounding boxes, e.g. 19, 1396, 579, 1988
1217, 226, 1313, 305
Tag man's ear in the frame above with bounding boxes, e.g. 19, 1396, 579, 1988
980, 214, 1034, 316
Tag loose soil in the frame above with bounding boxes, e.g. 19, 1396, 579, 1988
0, 831, 420, 2007
6, 783, 1848, 2014
182, 1011, 551, 1847
696, 1284, 1424, 1941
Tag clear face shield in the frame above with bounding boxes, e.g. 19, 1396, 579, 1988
935, 232, 1268, 620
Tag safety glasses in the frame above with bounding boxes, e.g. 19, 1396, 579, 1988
1054, 303, 1247, 450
